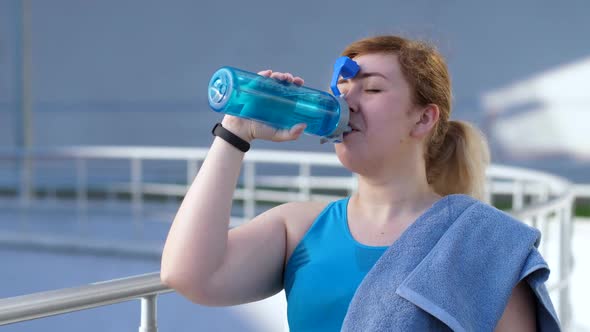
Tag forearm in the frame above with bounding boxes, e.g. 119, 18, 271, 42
161, 136, 246, 292
161, 70, 305, 302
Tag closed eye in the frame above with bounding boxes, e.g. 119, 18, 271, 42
365, 89, 381, 93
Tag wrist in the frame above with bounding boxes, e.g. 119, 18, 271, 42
221, 117, 254, 143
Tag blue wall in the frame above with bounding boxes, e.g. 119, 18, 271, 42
1, 0, 590, 166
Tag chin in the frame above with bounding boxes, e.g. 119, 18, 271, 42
335, 143, 366, 173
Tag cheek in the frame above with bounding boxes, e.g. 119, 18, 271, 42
361, 91, 415, 135
366, 109, 414, 144
365, 102, 406, 131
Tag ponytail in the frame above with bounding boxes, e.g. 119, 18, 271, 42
426, 120, 490, 200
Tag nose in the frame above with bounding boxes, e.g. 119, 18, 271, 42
342, 91, 359, 113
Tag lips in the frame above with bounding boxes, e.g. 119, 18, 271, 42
344, 123, 361, 138
348, 123, 361, 132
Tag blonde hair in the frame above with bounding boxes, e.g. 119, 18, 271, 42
342, 35, 490, 199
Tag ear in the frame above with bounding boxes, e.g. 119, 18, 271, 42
410, 104, 440, 139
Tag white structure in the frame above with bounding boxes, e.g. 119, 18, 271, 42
482, 56, 590, 161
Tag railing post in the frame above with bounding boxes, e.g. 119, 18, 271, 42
76, 158, 88, 232
186, 159, 199, 185
131, 158, 143, 236
532, 185, 550, 256
484, 178, 493, 205
558, 202, 573, 329
348, 174, 358, 196
298, 163, 311, 201
538, 214, 549, 257
19, 151, 32, 208
138, 295, 158, 332
512, 180, 524, 211
182, 159, 200, 207
243, 161, 256, 220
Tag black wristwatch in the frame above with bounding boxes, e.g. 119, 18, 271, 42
211, 122, 251, 152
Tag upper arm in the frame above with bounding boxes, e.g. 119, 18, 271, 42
205, 201, 322, 306
495, 280, 537, 332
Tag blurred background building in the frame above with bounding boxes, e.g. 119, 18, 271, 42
483, 57, 590, 165
1, 0, 589, 331
1, 0, 589, 181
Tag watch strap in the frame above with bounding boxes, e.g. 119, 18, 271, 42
211, 122, 250, 152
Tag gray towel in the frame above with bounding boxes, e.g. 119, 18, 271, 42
342, 194, 560, 332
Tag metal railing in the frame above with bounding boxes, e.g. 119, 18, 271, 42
0, 146, 578, 329
0, 272, 168, 331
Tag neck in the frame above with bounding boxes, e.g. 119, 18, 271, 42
352, 163, 440, 225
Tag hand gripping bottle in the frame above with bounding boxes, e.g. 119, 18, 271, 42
207, 57, 360, 143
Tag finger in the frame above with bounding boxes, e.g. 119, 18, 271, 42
290, 123, 306, 136
269, 71, 286, 80
293, 76, 304, 86
283, 73, 294, 83
257, 69, 272, 77
271, 123, 306, 142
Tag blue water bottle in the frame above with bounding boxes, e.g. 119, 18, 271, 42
207, 57, 360, 143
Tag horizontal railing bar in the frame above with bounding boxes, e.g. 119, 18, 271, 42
0, 178, 565, 201
0, 272, 170, 326
509, 189, 575, 220
0, 150, 575, 188
1, 147, 574, 186
487, 165, 570, 194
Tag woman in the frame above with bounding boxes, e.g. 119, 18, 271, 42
161, 35, 559, 331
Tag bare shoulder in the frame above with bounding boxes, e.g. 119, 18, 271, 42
277, 201, 331, 262
278, 200, 329, 224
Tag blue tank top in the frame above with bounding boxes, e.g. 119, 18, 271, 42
283, 197, 388, 332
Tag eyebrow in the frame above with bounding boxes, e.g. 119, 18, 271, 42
337, 72, 388, 84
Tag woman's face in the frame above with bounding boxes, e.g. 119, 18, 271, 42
334, 52, 422, 174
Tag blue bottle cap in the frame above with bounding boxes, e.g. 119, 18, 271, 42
330, 56, 360, 96
208, 67, 234, 112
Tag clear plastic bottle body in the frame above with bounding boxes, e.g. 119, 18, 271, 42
208, 67, 343, 137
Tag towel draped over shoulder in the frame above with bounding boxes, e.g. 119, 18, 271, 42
341, 194, 560, 332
